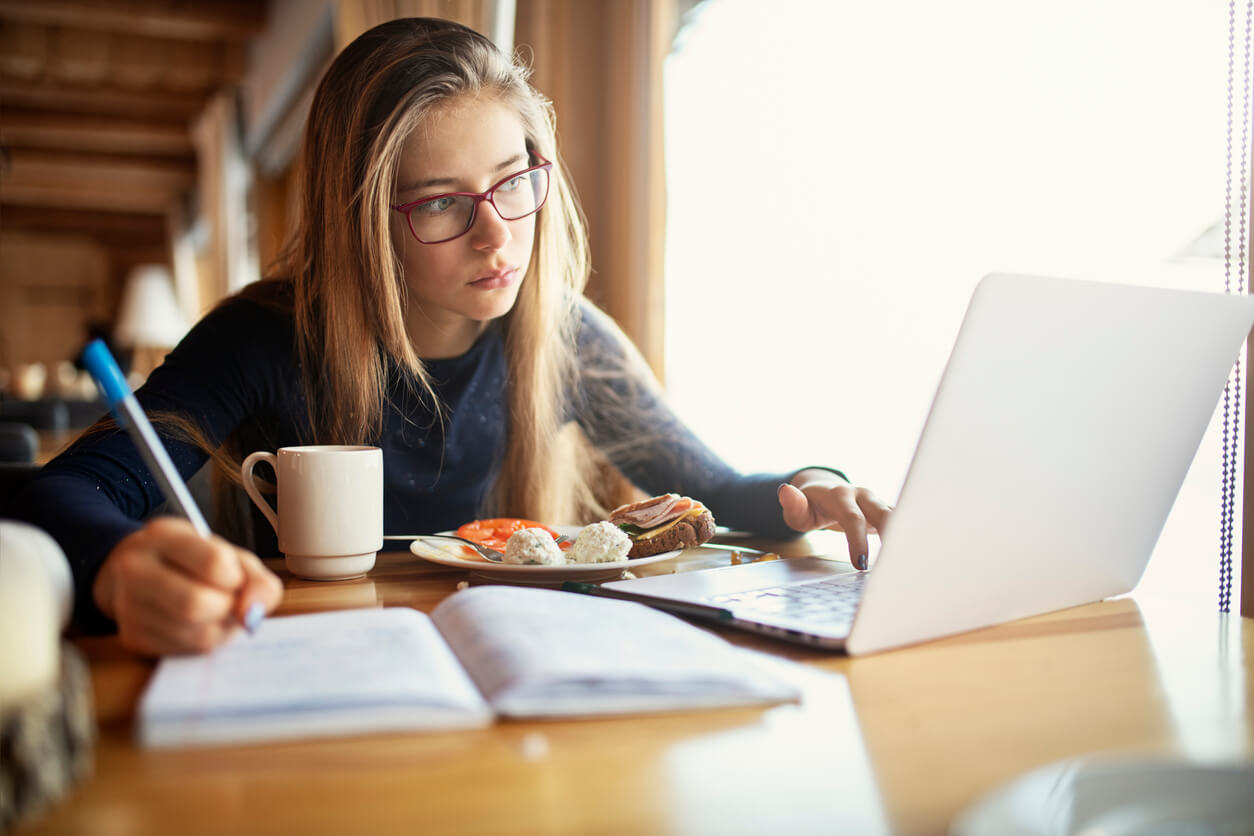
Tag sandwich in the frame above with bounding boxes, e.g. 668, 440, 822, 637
608, 494, 716, 558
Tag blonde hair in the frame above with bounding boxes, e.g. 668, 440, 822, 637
266, 17, 612, 523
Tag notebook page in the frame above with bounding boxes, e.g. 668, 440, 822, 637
139, 607, 491, 747
431, 586, 797, 717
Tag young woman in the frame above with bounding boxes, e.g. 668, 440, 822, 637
7, 18, 891, 656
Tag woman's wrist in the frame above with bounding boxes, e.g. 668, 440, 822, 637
91, 551, 120, 622
789, 467, 850, 490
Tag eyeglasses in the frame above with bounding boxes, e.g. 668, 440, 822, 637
390, 154, 553, 244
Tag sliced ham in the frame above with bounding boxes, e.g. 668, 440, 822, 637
609, 494, 699, 529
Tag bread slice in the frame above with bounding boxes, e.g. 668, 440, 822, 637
628, 509, 716, 558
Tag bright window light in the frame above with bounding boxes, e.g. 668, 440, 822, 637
664, 0, 1235, 609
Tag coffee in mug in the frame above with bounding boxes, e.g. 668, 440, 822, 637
240, 445, 383, 580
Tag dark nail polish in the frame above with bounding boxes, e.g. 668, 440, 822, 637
855, 553, 868, 571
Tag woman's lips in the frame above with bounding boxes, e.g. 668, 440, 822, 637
469, 268, 518, 290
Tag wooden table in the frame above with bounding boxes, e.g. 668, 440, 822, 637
24, 530, 1254, 835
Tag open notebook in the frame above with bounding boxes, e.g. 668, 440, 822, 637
605, 273, 1254, 654
137, 585, 797, 748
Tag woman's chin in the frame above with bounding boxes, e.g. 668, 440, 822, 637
464, 286, 522, 321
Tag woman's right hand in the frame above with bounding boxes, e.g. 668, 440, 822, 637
92, 517, 283, 656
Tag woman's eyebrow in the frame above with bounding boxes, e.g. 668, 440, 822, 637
398, 153, 529, 195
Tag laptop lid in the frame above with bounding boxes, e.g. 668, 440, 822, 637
606, 274, 1254, 655
846, 273, 1254, 654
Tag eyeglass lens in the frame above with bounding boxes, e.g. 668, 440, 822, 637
407, 167, 549, 243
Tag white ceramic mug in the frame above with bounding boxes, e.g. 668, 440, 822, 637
240, 445, 383, 581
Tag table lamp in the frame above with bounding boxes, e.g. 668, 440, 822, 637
113, 264, 189, 380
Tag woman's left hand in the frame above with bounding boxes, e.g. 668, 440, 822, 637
777, 469, 892, 570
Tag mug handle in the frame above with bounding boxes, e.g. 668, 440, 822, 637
240, 451, 279, 534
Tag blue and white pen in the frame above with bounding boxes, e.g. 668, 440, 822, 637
82, 339, 265, 634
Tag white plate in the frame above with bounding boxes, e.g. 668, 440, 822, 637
408, 525, 682, 584
951, 757, 1254, 836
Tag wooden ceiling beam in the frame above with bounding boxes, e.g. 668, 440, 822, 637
0, 0, 266, 42
0, 79, 207, 120
0, 1, 266, 267
0, 21, 248, 91
1, 180, 181, 214
1, 109, 194, 157
0, 204, 167, 248
1, 147, 194, 214
3, 147, 197, 184
0, 18, 46, 78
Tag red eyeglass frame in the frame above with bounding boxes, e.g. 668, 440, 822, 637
390, 154, 553, 244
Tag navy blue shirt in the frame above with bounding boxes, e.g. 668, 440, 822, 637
8, 290, 832, 630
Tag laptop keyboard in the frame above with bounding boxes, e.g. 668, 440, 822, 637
708, 572, 868, 628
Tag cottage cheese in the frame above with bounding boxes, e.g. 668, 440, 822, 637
503, 528, 566, 565
570, 521, 632, 564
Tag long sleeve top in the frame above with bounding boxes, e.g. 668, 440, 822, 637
6, 288, 838, 631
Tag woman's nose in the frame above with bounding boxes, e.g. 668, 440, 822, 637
468, 199, 512, 251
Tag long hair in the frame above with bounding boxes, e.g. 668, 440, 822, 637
273, 17, 605, 523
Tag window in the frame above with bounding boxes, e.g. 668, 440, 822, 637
665, 0, 1233, 607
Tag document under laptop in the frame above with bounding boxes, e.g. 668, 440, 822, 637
604, 273, 1254, 655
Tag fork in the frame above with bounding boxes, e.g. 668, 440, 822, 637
438, 534, 509, 562
452, 533, 573, 562
387, 533, 572, 563
385, 533, 505, 561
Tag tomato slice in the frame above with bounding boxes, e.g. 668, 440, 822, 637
456, 518, 562, 552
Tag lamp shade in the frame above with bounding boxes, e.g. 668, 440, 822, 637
113, 264, 189, 349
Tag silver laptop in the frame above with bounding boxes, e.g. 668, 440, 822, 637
604, 273, 1254, 654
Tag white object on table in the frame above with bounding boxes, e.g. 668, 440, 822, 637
0, 521, 73, 708
951, 756, 1254, 836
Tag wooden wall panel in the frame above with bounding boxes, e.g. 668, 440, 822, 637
0, 234, 111, 372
